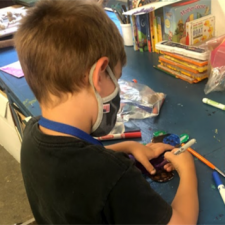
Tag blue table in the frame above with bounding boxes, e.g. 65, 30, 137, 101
1, 11, 225, 224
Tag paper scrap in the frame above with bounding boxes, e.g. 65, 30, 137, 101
0, 61, 24, 78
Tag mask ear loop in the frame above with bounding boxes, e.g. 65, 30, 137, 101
102, 66, 120, 104
89, 64, 104, 134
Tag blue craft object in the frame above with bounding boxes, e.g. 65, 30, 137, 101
163, 134, 180, 146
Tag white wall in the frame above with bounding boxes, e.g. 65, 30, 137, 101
212, 0, 225, 36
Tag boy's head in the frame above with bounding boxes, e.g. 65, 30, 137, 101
14, 0, 126, 106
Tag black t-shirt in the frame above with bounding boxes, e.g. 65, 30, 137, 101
21, 117, 172, 224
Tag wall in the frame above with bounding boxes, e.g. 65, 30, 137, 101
212, 0, 225, 36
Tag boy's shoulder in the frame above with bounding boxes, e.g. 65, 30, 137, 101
22, 116, 133, 173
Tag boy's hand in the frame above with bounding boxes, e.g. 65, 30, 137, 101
106, 141, 174, 175
129, 142, 174, 175
164, 149, 196, 176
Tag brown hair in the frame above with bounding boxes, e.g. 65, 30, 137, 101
14, 0, 126, 105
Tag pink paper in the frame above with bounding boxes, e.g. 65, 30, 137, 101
0, 61, 24, 78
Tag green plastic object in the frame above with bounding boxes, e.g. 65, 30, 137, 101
153, 130, 167, 137
179, 134, 189, 143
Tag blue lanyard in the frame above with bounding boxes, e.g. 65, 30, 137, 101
38, 117, 103, 146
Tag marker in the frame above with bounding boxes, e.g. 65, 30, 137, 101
183, 145, 225, 178
202, 98, 225, 111
213, 171, 225, 204
96, 131, 142, 141
174, 139, 196, 155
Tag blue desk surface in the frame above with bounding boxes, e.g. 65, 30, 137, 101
1, 11, 225, 224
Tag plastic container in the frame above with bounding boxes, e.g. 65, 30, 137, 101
155, 40, 209, 60
120, 23, 133, 46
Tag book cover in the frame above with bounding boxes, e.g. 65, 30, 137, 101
136, 14, 148, 52
131, 15, 139, 51
186, 15, 215, 46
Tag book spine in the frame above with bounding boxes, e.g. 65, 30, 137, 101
131, 15, 139, 51
153, 12, 158, 53
136, 15, 143, 52
186, 21, 191, 45
150, 11, 155, 52
157, 16, 162, 43
146, 13, 152, 53
140, 14, 148, 52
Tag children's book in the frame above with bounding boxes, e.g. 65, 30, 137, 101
186, 15, 215, 46
160, 51, 208, 67
152, 11, 158, 53
131, 15, 139, 51
136, 14, 148, 52
149, 11, 155, 52
157, 16, 162, 43
146, 13, 152, 52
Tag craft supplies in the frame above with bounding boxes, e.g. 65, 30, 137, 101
154, 138, 196, 169
157, 64, 197, 84
0, 61, 24, 78
174, 139, 196, 155
160, 51, 208, 67
179, 134, 189, 143
202, 98, 225, 111
213, 171, 225, 204
202, 98, 225, 110
183, 144, 225, 178
95, 131, 141, 141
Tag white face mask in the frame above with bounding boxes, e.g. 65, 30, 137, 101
89, 64, 120, 137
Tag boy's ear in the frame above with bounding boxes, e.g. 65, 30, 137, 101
92, 57, 109, 93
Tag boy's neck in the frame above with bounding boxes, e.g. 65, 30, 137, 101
39, 90, 97, 137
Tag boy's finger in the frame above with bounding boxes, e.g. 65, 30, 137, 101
138, 158, 156, 175
153, 144, 174, 157
164, 163, 174, 172
164, 151, 175, 162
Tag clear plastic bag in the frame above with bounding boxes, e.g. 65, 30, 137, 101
204, 34, 225, 94
118, 79, 166, 122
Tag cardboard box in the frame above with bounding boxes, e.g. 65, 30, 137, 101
163, 0, 211, 44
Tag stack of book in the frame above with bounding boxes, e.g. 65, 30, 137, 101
155, 41, 209, 84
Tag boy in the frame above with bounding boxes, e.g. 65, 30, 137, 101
14, 0, 199, 224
